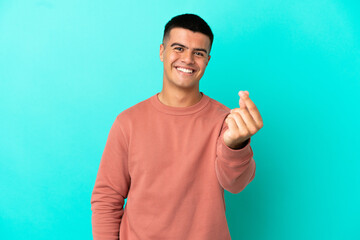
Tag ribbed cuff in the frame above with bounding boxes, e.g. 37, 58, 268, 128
219, 134, 253, 162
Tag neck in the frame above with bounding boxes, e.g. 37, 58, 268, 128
158, 89, 203, 107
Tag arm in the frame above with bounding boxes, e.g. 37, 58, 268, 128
215, 90, 261, 194
215, 122, 256, 194
91, 116, 131, 240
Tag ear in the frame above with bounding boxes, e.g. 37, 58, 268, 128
206, 55, 211, 66
159, 43, 164, 62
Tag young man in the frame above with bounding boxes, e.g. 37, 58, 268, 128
91, 14, 263, 240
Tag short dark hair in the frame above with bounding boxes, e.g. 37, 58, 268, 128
163, 13, 214, 53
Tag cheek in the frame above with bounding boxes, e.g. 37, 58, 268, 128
168, 53, 179, 64
197, 59, 208, 70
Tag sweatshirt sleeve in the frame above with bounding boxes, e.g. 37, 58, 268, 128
215, 117, 256, 194
91, 116, 131, 240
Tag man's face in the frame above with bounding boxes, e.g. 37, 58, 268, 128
160, 27, 211, 90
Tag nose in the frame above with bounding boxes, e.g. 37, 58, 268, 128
181, 50, 195, 64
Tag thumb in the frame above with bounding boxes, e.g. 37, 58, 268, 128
238, 90, 248, 109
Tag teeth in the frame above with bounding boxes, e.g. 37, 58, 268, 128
177, 67, 193, 73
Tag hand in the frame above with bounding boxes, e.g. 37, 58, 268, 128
223, 91, 263, 149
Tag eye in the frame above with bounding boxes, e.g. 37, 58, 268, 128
195, 52, 204, 57
174, 47, 183, 52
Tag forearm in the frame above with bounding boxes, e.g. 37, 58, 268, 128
91, 179, 125, 240
215, 135, 256, 194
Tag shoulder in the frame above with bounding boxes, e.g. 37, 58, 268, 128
115, 94, 153, 125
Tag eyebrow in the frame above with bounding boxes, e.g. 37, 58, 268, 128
170, 42, 208, 54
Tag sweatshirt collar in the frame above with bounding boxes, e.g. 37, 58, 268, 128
150, 92, 210, 115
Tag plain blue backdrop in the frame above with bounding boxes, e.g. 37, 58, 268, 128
1, 0, 359, 239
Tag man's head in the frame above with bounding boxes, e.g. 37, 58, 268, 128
162, 14, 214, 53
160, 14, 213, 90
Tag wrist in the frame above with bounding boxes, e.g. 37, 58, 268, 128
228, 139, 249, 149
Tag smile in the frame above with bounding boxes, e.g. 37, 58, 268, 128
176, 67, 195, 74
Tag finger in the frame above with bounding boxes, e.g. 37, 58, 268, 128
238, 90, 250, 98
239, 95, 246, 109
228, 112, 249, 136
238, 90, 247, 109
226, 115, 239, 133
232, 108, 258, 134
239, 91, 263, 128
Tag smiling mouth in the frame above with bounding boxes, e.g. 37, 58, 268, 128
176, 67, 195, 74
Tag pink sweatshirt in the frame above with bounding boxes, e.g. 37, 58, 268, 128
91, 92, 256, 240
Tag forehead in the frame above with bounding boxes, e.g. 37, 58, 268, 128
167, 27, 210, 50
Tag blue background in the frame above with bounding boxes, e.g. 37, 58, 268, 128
1, 0, 359, 239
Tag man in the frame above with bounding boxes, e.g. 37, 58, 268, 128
91, 13, 263, 240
